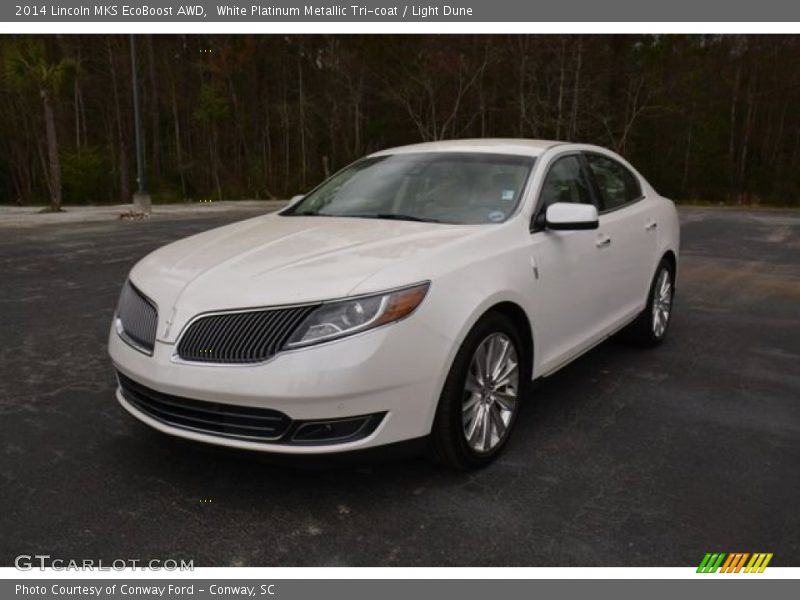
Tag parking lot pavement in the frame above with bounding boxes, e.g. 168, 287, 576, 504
1, 206, 798, 567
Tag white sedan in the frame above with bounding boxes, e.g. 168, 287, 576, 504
109, 139, 679, 469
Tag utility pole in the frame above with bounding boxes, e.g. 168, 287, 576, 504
130, 34, 151, 214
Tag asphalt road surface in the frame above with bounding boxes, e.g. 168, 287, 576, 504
1, 206, 798, 566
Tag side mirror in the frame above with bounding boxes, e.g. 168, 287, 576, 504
288, 194, 304, 207
545, 202, 599, 231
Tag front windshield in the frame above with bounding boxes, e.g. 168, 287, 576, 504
283, 152, 535, 225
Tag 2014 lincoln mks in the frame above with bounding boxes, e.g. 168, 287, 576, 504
109, 139, 679, 469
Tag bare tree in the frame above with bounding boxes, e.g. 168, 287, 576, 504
5, 38, 74, 211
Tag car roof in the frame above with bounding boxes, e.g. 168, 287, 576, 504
369, 138, 566, 158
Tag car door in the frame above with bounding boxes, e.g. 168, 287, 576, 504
583, 152, 659, 330
527, 154, 610, 374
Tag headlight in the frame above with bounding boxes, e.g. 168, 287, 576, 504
285, 282, 430, 349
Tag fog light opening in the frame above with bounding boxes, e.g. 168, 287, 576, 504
291, 413, 384, 445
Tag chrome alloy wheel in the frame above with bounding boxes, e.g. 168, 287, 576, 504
652, 269, 673, 338
462, 333, 519, 453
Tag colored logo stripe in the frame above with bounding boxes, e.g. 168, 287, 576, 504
745, 553, 773, 573
720, 553, 750, 573
697, 553, 726, 573
697, 553, 772, 573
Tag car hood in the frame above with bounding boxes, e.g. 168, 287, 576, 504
130, 213, 476, 342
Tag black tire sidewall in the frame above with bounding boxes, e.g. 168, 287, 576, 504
431, 312, 530, 469
647, 261, 675, 343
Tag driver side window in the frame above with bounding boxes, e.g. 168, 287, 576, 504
538, 155, 592, 212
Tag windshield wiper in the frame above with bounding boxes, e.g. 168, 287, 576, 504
347, 213, 441, 223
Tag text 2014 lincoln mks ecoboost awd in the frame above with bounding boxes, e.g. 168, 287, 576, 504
109, 139, 679, 468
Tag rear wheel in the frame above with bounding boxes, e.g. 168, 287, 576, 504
428, 312, 529, 469
624, 258, 675, 347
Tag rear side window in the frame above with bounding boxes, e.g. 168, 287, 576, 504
537, 155, 593, 211
585, 154, 642, 211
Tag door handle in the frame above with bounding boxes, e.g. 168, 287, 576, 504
595, 235, 612, 248
645, 221, 658, 231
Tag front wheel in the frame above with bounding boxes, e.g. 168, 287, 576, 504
428, 312, 529, 469
623, 258, 675, 347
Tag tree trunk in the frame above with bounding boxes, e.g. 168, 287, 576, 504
353, 91, 361, 157
264, 103, 273, 194
146, 35, 161, 178
556, 38, 566, 139
297, 55, 307, 188
171, 78, 186, 199
73, 40, 83, 154
517, 37, 527, 137
74, 79, 81, 153
108, 38, 130, 203
569, 36, 582, 140
728, 63, 741, 200
681, 102, 695, 196
737, 78, 757, 203
281, 81, 290, 193
41, 88, 62, 212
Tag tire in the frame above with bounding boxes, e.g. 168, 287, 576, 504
623, 258, 675, 347
428, 312, 530, 470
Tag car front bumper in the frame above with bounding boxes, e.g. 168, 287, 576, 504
108, 315, 454, 454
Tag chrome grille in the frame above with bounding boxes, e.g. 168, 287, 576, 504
117, 372, 292, 441
175, 305, 318, 364
116, 281, 158, 354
